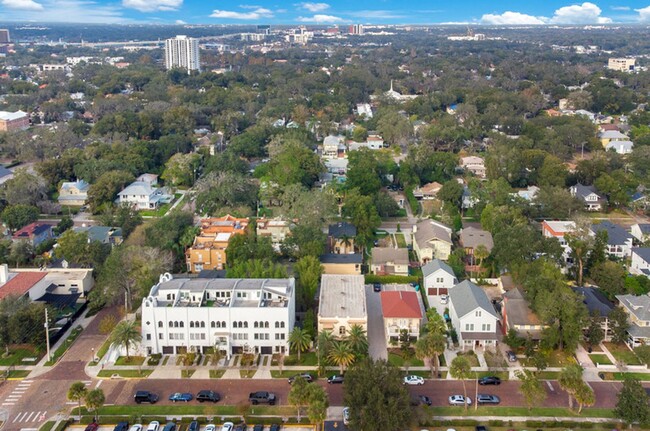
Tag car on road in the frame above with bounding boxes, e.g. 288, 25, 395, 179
327, 374, 344, 384
204, 425, 216, 431
84, 423, 99, 431
169, 392, 193, 402
253, 425, 264, 431
506, 350, 517, 362
373, 283, 381, 292
410, 395, 432, 406
448, 395, 472, 406
249, 391, 276, 405
197, 390, 221, 402
146, 422, 160, 431
476, 394, 500, 405
162, 422, 176, 431
478, 376, 501, 385
288, 373, 314, 384
128, 425, 142, 431
440, 294, 449, 304
188, 421, 199, 431
403, 375, 425, 385
220, 422, 234, 431
135, 391, 159, 404
269, 424, 281, 431
343, 407, 350, 425
114, 422, 129, 431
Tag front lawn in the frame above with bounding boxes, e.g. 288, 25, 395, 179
270, 370, 315, 379
114, 356, 145, 366
484, 350, 507, 368
0, 347, 41, 366
395, 233, 407, 248
6, 369, 31, 379
240, 370, 256, 378
604, 342, 642, 365
388, 351, 424, 367
181, 369, 195, 378
520, 350, 574, 368
536, 371, 561, 380
209, 369, 225, 378
79, 404, 295, 417
281, 352, 318, 366
97, 369, 153, 378
601, 372, 650, 381
454, 351, 479, 367
590, 354, 612, 365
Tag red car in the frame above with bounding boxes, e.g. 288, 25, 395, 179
85, 423, 99, 431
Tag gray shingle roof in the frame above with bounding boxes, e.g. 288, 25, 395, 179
328, 222, 356, 238
638, 224, 650, 234
422, 259, 455, 278
633, 248, 650, 263
320, 253, 363, 264
371, 247, 409, 266
573, 287, 614, 317
449, 280, 498, 320
591, 221, 632, 246
617, 293, 650, 322
459, 227, 494, 251
414, 220, 452, 248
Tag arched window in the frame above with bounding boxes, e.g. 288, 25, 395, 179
179, 321, 184, 328
200, 321, 205, 328
243, 322, 248, 328
211, 321, 216, 328
233, 322, 239, 328
254, 321, 259, 328
215, 321, 220, 328
158, 321, 163, 328
222, 321, 226, 328
280, 322, 285, 328
173, 321, 179, 328
190, 322, 195, 328
264, 321, 269, 328
169, 321, 173, 327
275, 321, 279, 328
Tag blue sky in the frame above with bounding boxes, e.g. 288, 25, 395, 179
0, 0, 649, 25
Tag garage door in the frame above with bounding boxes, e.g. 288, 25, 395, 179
162, 346, 174, 354
261, 346, 272, 355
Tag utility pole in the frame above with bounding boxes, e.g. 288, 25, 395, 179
44, 308, 51, 362
124, 290, 128, 315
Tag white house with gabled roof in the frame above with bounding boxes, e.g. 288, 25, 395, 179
449, 280, 499, 350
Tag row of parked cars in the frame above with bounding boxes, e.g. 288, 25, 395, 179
97, 421, 282, 431
134, 390, 221, 404
287, 373, 344, 384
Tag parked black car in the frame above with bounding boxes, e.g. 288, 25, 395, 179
134, 391, 159, 404
233, 424, 247, 431
252, 425, 264, 431
269, 425, 281, 431
373, 283, 381, 292
478, 376, 501, 385
327, 374, 344, 384
113, 422, 129, 431
187, 422, 199, 431
196, 390, 221, 403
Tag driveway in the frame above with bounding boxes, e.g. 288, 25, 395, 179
365, 284, 387, 360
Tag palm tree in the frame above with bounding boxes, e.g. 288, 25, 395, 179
558, 363, 584, 410
346, 324, 369, 358
339, 234, 353, 254
289, 327, 311, 362
67, 381, 87, 420
415, 333, 446, 378
515, 369, 547, 411
328, 340, 355, 374
110, 320, 142, 360
473, 244, 490, 276
449, 355, 472, 412
574, 382, 595, 413
85, 388, 105, 421
316, 330, 334, 372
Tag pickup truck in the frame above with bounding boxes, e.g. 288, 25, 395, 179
248, 391, 276, 405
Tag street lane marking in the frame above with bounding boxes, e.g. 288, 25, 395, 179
24, 412, 35, 422
2, 403, 15, 406
546, 381, 554, 391
13, 412, 27, 423
95, 380, 102, 388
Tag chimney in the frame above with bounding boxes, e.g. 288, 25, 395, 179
0, 264, 8, 283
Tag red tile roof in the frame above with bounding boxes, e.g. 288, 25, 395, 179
0, 272, 47, 300
380, 290, 422, 319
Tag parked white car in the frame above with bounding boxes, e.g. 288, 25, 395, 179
343, 407, 350, 425
440, 294, 449, 304
403, 375, 425, 385
128, 426, 143, 431
204, 425, 216, 431
146, 422, 160, 431
448, 395, 472, 406
221, 422, 234, 431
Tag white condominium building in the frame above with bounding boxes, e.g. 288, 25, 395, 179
164, 35, 200, 73
141, 274, 295, 356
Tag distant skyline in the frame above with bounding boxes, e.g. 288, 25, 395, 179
0, 0, 648, 25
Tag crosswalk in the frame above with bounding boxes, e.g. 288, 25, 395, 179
2, 379, 33, 406
12, 411, 47, 424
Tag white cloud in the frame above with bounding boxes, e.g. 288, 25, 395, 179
346, 9, 405, 19
210, 7, 273, 19
296, 2, 329, 12
1, 0, 43, 10
122, 0, 181, 12
175, 19, 186, 24
0, 0, 126, 22
239, 4, 261, 9
636, 6, 650, 21
481, 2, 613, 25
611, 5, 630, 10
297, 13, 344, 22
549, 2, 611, 24
480, 11, 546, 25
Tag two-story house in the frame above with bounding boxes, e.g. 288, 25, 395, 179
141, 274, 295, 356
460, 156, 486, 179
12, 222, 53, 247
541, 220, 576, 263
615, 293, 650, 348
449, 280, 499, 350
58, 179, 89, 206
328, 222, 356, 254
320, 253, 362, 275
590, 221, 633, 258
570, 183, 607, 211
322, 135, 346, 159
631, 248, 650, 277
413, 219, 453, 263
459, 226, 494, 273
256, 218, 293, 252
370, 247, 409, 276
412, 182, 443, 200
318, 274, 367, 337
117, 181, 172, 210
185, 216, 249, 273
422, 259, 457, 303
501, 288, 546, 340
380, 290, 422, 343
